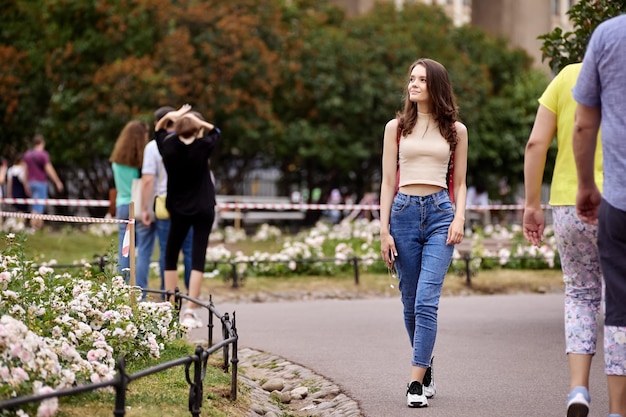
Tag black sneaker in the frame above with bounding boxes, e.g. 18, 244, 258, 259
406, 381, 428, 408
423, 357, 436, 398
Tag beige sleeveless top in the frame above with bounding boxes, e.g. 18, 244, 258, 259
398, 112, 450, 188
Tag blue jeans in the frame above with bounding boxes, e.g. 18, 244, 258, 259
136, 218, 193, 292
390, 190, 455, 368
29, 181, 48, 213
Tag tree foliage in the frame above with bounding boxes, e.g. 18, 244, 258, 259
539, 0, 626, 73
0, 0, 546, 203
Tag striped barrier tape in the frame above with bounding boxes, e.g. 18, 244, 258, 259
0, 211, 132, 224
0, 197, 550, 211
217, 203, 550, 211
1, 198, 110, 207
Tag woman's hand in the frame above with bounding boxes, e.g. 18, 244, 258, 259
522, 206, 545, 247
446, 217, 464, 245
381, 233, 397, 267
156, 104, 193, 130
172, 104, 192, 117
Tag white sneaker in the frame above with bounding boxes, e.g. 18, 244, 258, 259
181, 309, 203, 329
423, 357, 436, 399
406, 381, 428, 408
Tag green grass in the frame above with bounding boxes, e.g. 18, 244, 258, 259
55, 340, 249, 417
0, 226, 116, 265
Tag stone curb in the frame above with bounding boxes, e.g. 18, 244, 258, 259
237, 347, 364, 417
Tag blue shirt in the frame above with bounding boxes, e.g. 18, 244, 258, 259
573, 14, 626, 211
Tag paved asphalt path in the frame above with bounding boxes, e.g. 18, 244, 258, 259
191, 293, 609, 417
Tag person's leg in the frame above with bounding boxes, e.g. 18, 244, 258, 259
28, 181, 47, 229
391, 193, 422, 351
411, 191, 454, 377
115, 204, 131, 278
186, 211, 213, 310
606, 340, 626, 415
135, 220, 156, 293
181, 227, 193, 291
163, 213, 191, 302
156, 218, 171, 292
606, 325, 626, 416
598, 201, 626, 417
159, 219, 193, 292
552, 206, 602, 411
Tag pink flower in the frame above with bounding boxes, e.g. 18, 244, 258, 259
86, 350, 98, 362
9, 343, 23, 359
19, 348, 34, 363
37, 398, 58, 417
12, 367, 29, 384
35, 386, 58, 417
0, 366, 10, 380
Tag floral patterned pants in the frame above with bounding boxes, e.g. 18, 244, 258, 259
554, 205, 626, 375
553, 206, 602, 355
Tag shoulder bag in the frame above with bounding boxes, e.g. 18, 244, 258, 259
153, 159, 170, 220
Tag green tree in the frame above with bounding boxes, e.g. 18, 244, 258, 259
1, 0, 547, 205
448, 25, 548, 195
0, 0, 289, 196
273, 1, 546, 199
539, 0, 626, 73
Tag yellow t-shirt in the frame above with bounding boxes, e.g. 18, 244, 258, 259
539, 63, 603, 206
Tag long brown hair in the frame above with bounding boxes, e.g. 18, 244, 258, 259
397, 58, 459, 150
109, 120, 149, 168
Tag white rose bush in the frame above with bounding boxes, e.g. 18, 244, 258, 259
0, 234, 185, 417
204, 219, 560, 281
449, 224, 559, 274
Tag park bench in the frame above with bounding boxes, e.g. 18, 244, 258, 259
215, 195, 305, 228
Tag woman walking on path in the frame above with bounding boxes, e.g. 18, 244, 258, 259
379, 58, 467, 408
523, 62, 603, 417
155, 105, 220, 329
109, 120, 149, 276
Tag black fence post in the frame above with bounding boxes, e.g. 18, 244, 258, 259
187, 346, 204, 417
207, 295, 215, 347
464, 253, 472, 287
94, 254, 108, 273
113, 357, 129, 417
174, 287, 182, 310
230, 261, 239, 289
222, 313, 230, 372
230, 311, 239, 400
351, 256, 360, 285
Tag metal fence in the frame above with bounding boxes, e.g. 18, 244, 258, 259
209, 253, 548, 288
0, 289, 238, 417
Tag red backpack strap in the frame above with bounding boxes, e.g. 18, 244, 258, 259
447, 149, 455, 203
395, 120, 402, 193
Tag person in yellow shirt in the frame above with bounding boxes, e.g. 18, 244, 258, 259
523, 62, 603, 417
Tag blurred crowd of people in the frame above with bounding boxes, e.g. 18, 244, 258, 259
0, 134, 64, 229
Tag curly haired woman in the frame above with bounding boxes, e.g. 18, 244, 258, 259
109, 120, 149, 276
